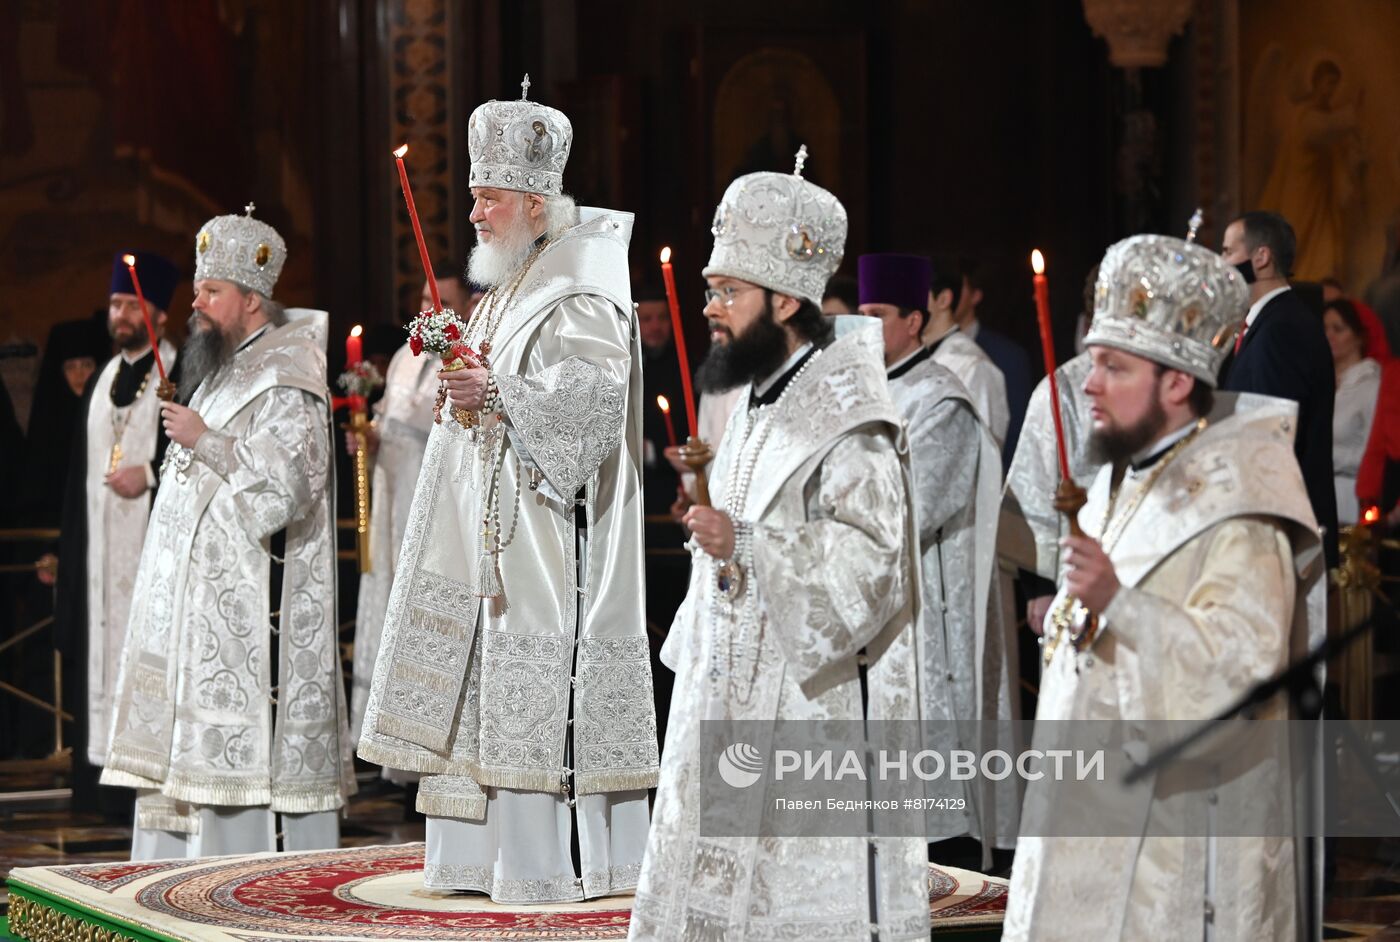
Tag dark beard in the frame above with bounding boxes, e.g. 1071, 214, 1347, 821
178, 313, 231, 402
1086, 394, 1168, 467
110, 322, 147, 352
695, 301, 788, 393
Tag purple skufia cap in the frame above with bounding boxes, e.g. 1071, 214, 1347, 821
110, 251, 180, 312
857, 253, 932, 311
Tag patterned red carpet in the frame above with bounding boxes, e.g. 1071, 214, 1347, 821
6, 843, 1005, 941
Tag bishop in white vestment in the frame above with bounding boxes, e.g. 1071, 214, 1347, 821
102, 209, 353, 859
857, 252, 1021, 856
1004, 235, 1324, 941
358, 83, 658, 904
630, 161, 930, 941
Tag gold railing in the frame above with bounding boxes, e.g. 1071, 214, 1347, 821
1332, 522, 1400, 722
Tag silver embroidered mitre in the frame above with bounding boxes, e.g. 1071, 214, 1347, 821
194, 203, 287, 298
704, 145, 847, 306
467, 73, 572, 196
1084, 234, 1248, 386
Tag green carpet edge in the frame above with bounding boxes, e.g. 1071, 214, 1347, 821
5, 878, 186, 942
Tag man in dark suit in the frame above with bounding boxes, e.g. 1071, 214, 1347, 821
1220, 210, 1338, 566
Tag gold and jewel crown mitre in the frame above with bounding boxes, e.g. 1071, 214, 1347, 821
704, 145, 847, 307
467, 73, 572, 196
193, 202, 287, 298
1084, 233, 1249, 386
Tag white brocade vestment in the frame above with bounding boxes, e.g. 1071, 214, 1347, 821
84, 340, 176, 766
929, 327, 1009, 448
351, 342, 439, 739
358, 208, 659, 904
1000, 352, 1098, 581
629, 318, 930, 941
888, 352, 1021, 851
1003, 394, 1326, 942
100, 310, 354, 840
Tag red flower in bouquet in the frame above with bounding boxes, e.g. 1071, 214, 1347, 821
406, 307, 475, 367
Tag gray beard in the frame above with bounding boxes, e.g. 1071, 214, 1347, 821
178, 314, 232, 403
467, 218, 537, 288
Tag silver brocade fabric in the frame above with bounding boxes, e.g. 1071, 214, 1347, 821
704, 166, 848, 306
102, 311, 352, 815
351, 344, 440, 741
630, 318, 930, 941
357, 209, 659, 802
193, 210, 287, 299
1004, 393, 1325, 941
890, 356, 1021, 850
467, 94, 572, 196
999, 352, 1098, 582
1084, 233, 1248, 385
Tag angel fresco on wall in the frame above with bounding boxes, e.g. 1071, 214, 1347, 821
1245, 48, 1367, 282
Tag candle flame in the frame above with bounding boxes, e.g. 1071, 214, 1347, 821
350, 324, 363, 338
122, 253, 136, 266
1365, 505, 1381, 525
660, 246, 672, 264
393, 144, 408, 158
1031, 249, 1045, 275
657, 394, 671, 413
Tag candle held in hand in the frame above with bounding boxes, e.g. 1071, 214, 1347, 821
347, 324, 363, 367
659, 247, 697, 435
1031, 249, 1071, 482
657, 394, 678, 448
121, 254, 169, 383
394, 144, 442, 314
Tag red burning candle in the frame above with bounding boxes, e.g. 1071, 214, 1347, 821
659, 247, 697, 436
1031, 249, 1071, 482
121, 254, 168, 383
656, 394, 678, 448
394, 144, 442, 314
347, 324, 363, 366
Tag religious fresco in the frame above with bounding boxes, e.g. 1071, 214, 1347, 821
711, 49, 841, 196
699, 31, 867, 258
1240, 0, 1400, 295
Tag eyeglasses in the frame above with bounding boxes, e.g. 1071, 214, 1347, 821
703, 285, 763, 308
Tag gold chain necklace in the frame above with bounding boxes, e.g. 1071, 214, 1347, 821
107, 356, 155, 473
463, 238, 549, 362
442, 239, 549, 432
1042, 417, 1207, 666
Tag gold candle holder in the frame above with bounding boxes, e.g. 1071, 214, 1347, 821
678, 435, 714, 507
347, 409, 372, 573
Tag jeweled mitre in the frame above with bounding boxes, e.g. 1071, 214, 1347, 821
703, 147, 847, 307
467, 74, 572, 196
1084, 234, 1248, 386
193, 204, 287, 299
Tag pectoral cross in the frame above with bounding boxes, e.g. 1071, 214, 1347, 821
108, 443, 123, 474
